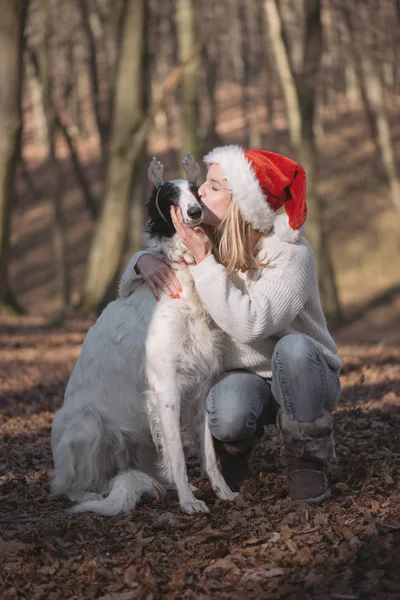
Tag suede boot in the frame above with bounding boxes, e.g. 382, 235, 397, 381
277, 409, 336, 505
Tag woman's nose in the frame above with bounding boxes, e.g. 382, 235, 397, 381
198, 183, 205, 199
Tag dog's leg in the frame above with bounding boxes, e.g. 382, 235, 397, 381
135, 438, 173, 486
155, 389, 209, 514
187, 407, 207, 482
194, 406, 239, 502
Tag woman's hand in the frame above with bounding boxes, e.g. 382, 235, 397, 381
170, 206, 213, 264
136, 254, 182, 301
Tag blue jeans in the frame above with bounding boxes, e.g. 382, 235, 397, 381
206, 333, 341, 442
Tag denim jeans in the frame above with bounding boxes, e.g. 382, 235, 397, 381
206, 333, 341, 442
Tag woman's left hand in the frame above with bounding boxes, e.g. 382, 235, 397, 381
170, 206, 213, 264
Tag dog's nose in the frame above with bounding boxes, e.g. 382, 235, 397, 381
187, 206, 202, 220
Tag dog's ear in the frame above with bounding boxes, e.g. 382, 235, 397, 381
148, 157, 164, 187
146, 184, 176, 239
182, 152, 200, 183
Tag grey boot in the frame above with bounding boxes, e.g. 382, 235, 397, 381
213, 423, 264, 491
277, 409, 336, 505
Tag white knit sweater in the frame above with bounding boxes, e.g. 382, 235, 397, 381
119, 232, 342, 378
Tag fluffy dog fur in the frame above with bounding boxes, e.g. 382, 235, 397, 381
50, 179, 237, 515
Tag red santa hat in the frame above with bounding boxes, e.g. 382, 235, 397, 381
203, 145, 307, 242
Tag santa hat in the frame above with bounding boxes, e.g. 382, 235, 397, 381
203, 145, 307, 242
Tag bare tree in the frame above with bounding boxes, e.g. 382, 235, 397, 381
263, 0, 302, 154
81, 0, 149, 312
80, 7, 214, 312
341, 3, 400, 211
36, 0, 71, 315
0, 0, 28, 312
264, 0, 344, 324
79, 0, 108, 156
241, 0, 263, 149
200, 2, 222, 151
176, 0, 201, 161
298, 1, 344, 324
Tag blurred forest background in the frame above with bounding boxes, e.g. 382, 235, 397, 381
1, 3, 400, 598
1, 0, 400, 324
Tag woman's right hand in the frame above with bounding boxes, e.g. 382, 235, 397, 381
136, 254, 182, 301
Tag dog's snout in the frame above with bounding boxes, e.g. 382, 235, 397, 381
187, 206, 202, 220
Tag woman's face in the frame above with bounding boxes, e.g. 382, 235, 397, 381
198, 163, 231, 228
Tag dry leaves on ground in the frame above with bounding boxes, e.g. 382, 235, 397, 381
1, 314, 399, 599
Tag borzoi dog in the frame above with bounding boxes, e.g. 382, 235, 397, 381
50, 155, 237, 515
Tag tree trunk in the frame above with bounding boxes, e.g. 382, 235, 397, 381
345, 64, 360, 108
176, 0, 201, 162
241, 0, 263, 149
263, 0, 302, 154
266, 0, 343, 324
340, 7, 380, 155
342, 6, 400, 211
261, 5, 276, 148
55, 114, 98, 220
0, 0, 28, 312
297, 0, 344, 325
201, 3, 222, 151
363, 58, 400, 210
79, 0, 108, 155
128, 151, 149, 254
26, 57, 48, 144
37, 0, 71, 314
81, 0, 148, 313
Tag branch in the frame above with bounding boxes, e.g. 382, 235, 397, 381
26, 47, 99, 220
78, 0, 108, 150
118, 31, 215, 156
54, 115, 98, 219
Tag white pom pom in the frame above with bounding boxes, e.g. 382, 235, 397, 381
273, 213, 302, 243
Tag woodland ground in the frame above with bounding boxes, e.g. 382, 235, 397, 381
1, 92, 400, 598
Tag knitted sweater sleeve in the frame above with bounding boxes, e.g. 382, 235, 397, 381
188, 252, 308, 344
118, 250, 152, 298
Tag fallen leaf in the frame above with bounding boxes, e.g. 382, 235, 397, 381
264, 568, 285, 578
204, 557, 240, 575
124, 565, 139, 589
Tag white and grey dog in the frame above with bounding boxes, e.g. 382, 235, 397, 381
50, 155, 237, 515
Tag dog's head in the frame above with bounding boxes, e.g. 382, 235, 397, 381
145, 156, 203, 239
146, 180, 203, 238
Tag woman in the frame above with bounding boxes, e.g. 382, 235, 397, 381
119, 146, 342, 504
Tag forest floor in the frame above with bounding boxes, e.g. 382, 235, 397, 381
1, 298, 400, 600
1, 94, 400, 598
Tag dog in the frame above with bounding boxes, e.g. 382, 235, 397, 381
50, 155, 237, 515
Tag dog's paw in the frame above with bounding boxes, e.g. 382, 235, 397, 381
212, 480, 239, 501
180, 499, 210, 514
217, 488, 239, 501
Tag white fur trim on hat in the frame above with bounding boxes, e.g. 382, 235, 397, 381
204, 145, 275, 233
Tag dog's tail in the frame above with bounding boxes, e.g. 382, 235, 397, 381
69, 469, 165, 516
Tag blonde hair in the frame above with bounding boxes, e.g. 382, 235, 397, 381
204, 199, 269, 273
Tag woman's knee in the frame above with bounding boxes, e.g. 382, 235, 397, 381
205, 371, 267, 442
206, 409, 248, 443
272, 334, 317, 375
271, 334, 339, 422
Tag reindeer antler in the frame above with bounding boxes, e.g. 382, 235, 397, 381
182, 152, 200, 183
148, 156, 165, 187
